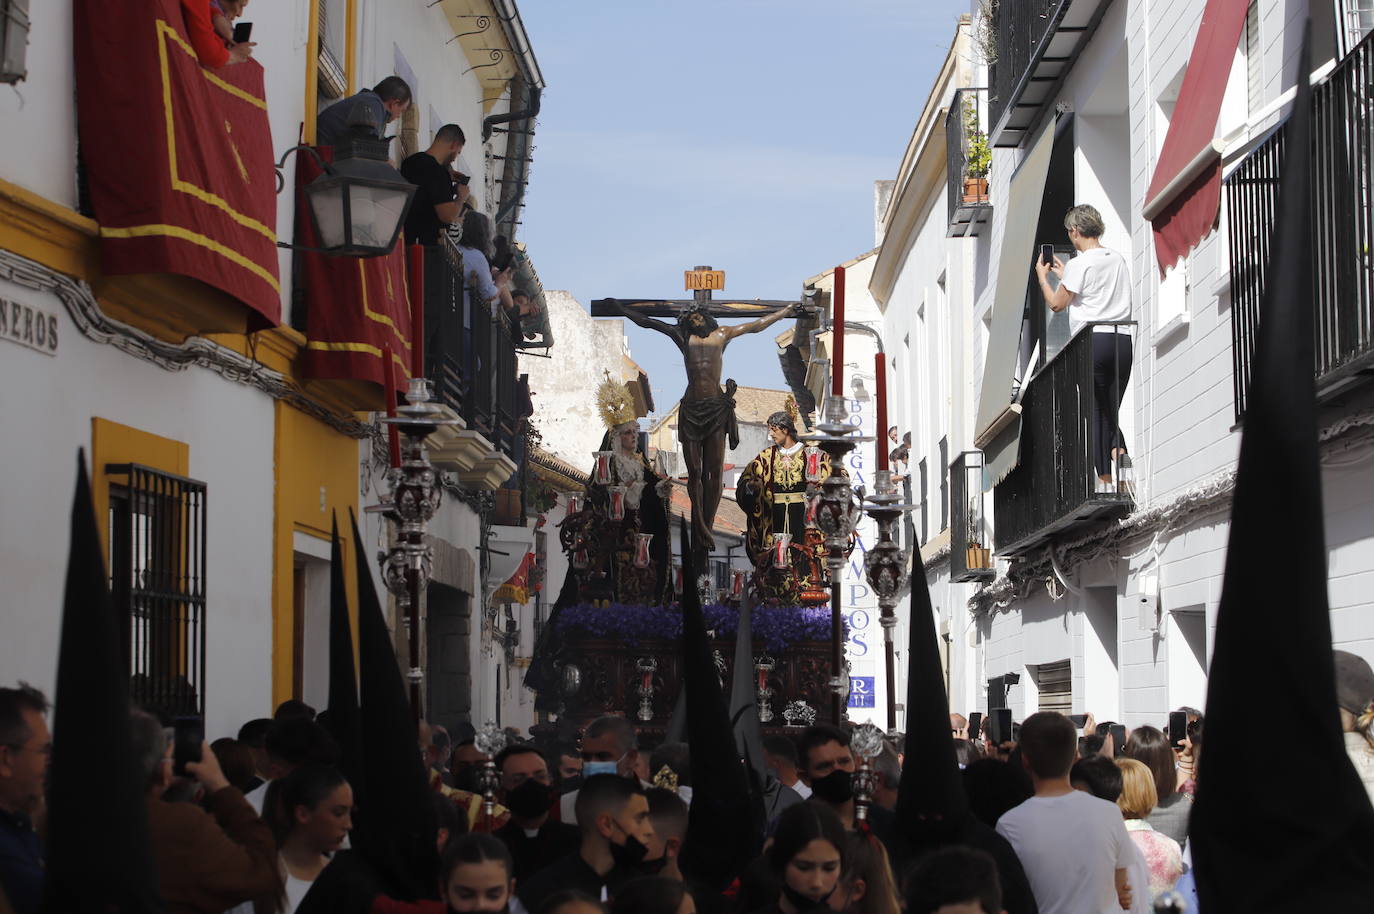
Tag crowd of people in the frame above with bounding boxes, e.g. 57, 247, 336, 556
8, 644, 1374, 914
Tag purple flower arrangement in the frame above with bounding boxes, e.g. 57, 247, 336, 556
552, 602, 841, 652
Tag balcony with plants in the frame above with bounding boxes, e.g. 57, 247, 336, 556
948, 88, 994, 237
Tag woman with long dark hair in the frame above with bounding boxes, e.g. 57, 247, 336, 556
455, 210, 513, 319
749, 803, 848, 914
1122, 725, 1190, 845
440, 833, 516, 913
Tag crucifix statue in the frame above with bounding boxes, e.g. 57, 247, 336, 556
594, 266, 805, 564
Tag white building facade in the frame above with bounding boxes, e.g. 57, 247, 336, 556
870, 0, 1374, 728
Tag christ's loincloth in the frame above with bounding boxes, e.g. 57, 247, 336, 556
678, 378, 740, 450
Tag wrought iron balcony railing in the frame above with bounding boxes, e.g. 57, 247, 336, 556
947, 87, 993, 237
422, 239, 528, 463
993, 322, 1136, 555
1225, 30, 1374, 421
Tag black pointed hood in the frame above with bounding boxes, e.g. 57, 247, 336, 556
727, 591, 769, 832
323, 515, 365, 812
1191, 28, 1374, 911
895, 549, 969, 847
678, 519, 760, 889
348, 511, 438, 900
41, 453, 163, 913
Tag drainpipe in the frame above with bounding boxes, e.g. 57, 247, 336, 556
482, 81, 542, 143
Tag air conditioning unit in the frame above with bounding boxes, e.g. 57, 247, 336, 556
1137, 573, 1160, 632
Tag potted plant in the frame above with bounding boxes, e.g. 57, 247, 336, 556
963, 100, 991, 204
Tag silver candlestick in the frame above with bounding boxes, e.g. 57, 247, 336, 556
862, 469, 918, 731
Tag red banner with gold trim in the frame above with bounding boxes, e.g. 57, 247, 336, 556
294, 151, 414, 396
74, 0, 280, 327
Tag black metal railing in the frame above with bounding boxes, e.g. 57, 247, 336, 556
988, 0, 1062, 137
947, 87, 993, 235
951, 451, 995, 582
993, 322, 1136, 555
423, 239, 526, 461
1226, 31, 1374, 421
107, 463, 207, 720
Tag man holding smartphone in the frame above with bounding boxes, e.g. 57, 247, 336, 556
400, 124, 471, 245
130, 709, 278, 913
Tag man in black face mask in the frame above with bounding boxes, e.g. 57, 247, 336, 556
796, 726, 905, 871
516, 774, 656, 913
491, 744, 580, 882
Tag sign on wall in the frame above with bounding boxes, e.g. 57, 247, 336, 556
0, 297, 58, 356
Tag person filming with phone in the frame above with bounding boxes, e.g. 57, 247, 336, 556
130, 709, 279, 914
1036, 204, 1134, 492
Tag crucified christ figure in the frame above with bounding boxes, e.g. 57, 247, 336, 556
610, 299, 800, 559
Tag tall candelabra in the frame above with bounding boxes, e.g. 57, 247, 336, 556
805, 395, 866, 724
369, 377, 459, 724
474, 721, 510, 827
849, 721, 886, 825
862, 469, 918, 731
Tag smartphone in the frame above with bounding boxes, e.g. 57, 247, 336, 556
1068, 713, 1088, 728
967, 711, 983, 741
989, 708, 1013, 746
1168, 711, 1188, 748
232, 21, 253, 43
454, 173, 471, 186
1109, 723, 1127, 751
172, 716, 204, 777
1040, 243, 1054, 266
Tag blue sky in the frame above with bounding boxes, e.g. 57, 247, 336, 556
518, 0, 972, 415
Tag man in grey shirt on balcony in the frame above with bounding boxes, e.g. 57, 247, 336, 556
316, 76, 413, 148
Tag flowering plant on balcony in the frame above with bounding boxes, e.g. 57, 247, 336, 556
553, 602, 841, 652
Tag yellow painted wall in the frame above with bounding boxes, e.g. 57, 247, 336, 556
272, 400, 361, 705
90, 418, 191, 557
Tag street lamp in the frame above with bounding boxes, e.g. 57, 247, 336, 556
275, 121, 417, 258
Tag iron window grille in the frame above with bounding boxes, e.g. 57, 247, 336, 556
107, 464, 208, 720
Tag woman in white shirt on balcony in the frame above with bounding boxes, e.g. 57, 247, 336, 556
1036, 204, 1133, 489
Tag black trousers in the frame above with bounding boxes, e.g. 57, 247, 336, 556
1092, 332, 1133, 477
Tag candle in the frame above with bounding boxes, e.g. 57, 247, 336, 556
593, 451, 612, 485
408, 243, 425, 380
875, 351, 888, 470
608, 486, 626, 521
772, 532, 792, 569
832, 264, 845, 398
573, 549, 589, 570
731, 569, 745, 598
641, 669, 652, 691
757, 666, 768, 692
672, 564, 683, 596
804, 446, 823, 482
634, 533, 653, 568
383, 345, 400, 467
805, 497, 819, 528
566, 495, 582, 516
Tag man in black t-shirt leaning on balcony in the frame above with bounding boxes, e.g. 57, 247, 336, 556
400, 123, 471, 245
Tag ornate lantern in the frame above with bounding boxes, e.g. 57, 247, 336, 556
636, 657, 657, 722
592, 451, 613, 485
804, 445, 824, 482
633, 533, 653, 568
756, 654, 776, 723
862, 468, 918, 730
608, 485, 627, 521
772, 532, 792, 569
